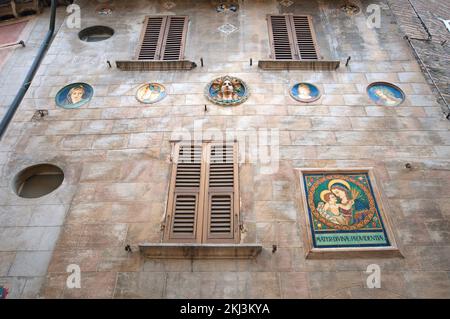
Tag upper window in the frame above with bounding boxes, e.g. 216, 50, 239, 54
267, 14, 319, 60
164, 142, 239, 244
136, 15, 189, 61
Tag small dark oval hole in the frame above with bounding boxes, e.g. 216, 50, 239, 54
78, 25, 114, 42
14, 164, 64, 199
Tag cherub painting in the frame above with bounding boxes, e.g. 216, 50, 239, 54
206, 75, 248, 106
55, 83, 93, 109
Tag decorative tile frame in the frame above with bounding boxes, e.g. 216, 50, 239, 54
295, 168, 402, 259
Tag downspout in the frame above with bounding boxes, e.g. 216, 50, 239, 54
0, 0, 57, 140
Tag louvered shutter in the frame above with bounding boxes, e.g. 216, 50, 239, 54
160, 16, 188, 61
136, 16, 188, 61
267, 14, 297, 60
166, 144, 205, 241
267, 14, 319, 60
204, 143, 239, 242
137, 16, 166, 60
292, 15, 318, 60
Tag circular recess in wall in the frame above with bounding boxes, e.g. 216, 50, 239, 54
78, 25, 114, 42
289, 82, 321, 103
13, 164, 64, 199
367, 82, 405, 107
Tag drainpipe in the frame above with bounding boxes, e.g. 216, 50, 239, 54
0, 0, 57, 140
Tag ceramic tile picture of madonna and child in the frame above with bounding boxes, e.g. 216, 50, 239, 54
298, 169, 401, 256
55, 83, 94, 109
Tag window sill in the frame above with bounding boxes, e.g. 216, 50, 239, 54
258, 59, 340, 71
115, 60, 197, 71
138, 243, 263, 259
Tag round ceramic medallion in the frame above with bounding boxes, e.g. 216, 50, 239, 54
135, 83, 167, 104
205, 75, 249, 106
367, 82, 405, 107
55, 83, 93, 109
290, 82, 321, 103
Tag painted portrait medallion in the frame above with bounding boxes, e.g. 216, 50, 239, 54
55, 83, 93, 109
301, 171, 391, 249
290, 82, 321, 103
205, 75, 248, 106
367, 82, 405, 107
135, 83, 167, 104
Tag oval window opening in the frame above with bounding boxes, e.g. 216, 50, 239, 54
78, 26, 114, 42
14, 164, 64, 199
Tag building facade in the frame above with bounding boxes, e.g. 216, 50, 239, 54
0, 0, 449, 298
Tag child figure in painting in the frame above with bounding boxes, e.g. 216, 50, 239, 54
318, 190, 351, 226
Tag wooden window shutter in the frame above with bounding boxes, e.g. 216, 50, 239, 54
267, 14, 319, 60
165, 144, 205, 242
137, 16, 166, 60
160, 16, 189, 61
137, 16, 188, 61
292, 15, 319, 60
267, 14, 297, 60
203, 143, 239, 243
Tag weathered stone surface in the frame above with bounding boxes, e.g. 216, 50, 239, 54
0, 0, 449, 299
8, 251, 53, 277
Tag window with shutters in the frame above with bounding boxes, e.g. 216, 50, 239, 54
136, 15, 188, 61
259, 14, 340, 70
267, 14, 319, 60
164, 142, 240, 244
116, 15, 196, 71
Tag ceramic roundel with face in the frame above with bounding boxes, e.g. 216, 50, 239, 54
135, 83, 167, 104
205, 75, 249, 106
290, 82, 321, 103
367, 82, 405, 107
55, 82, 94, 109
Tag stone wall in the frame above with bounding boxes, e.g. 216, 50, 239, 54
0, 0, 449, 298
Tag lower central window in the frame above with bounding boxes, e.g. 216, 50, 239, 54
164, 142, 240, 243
